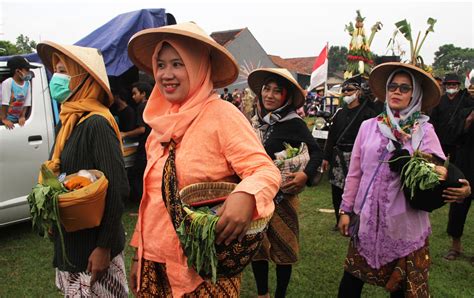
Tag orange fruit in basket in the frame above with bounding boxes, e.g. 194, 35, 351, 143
64, 176, 92, 191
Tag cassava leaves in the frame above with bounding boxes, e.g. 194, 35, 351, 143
27, 171, 72, 266
177, 206, 220, 283
400, 151, 441, 199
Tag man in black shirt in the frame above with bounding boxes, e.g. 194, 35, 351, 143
430, 73, 474, 261
430, 73, 474, 161
122, 82, 152, 202
321, 75, 376, 229
111, 88, 136, 132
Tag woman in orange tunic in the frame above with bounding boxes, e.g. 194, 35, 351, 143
127, 22, 281, 297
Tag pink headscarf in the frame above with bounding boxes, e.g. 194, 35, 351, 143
143, 36, 221, 143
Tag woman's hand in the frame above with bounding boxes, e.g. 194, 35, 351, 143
435, 165, 448, 181
338, 214, 350, 237
321, 160, 329, 172
281, 171, 308, 194
443, 179, 471, 203
216, 192, 256, 245
87, 247, 111, 286
129, 254, 139, 297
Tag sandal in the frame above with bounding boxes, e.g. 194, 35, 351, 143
443, 249, 461, 261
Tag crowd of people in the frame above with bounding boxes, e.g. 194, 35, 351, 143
220, 87, 257, 121
1, 20, 473, 298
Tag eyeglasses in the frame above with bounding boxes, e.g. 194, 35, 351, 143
342, 88, 357, 93
387, 83, 413, 93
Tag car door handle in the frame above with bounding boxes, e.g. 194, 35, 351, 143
28, 135, 42, 142
28, 135, 43, 146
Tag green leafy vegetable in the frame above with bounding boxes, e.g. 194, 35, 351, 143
399, 151, 441, 199
177, 206, 219, 283
27, 165, 72, 266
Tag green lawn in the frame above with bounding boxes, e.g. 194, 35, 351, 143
1, 177, 473, 297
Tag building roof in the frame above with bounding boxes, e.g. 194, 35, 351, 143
269, 55, 317, 75
210, 28, 245, 47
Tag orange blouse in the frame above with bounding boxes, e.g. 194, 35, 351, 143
130, 100, 280, 297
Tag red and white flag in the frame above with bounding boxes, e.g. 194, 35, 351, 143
465, 69, 474, 88
307, 44, 328, 92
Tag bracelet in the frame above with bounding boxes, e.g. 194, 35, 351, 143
338, 210, 351, 216
132, 257, 139, 262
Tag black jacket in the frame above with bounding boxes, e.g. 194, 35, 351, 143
262, 117, 323, 184
323, 102, 376, 161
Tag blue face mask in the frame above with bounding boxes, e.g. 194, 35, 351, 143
49, 73, 71, 103
19, 70, 33, 81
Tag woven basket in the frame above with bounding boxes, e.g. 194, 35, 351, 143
179, 182, 272, 277
58, 170, 108, 232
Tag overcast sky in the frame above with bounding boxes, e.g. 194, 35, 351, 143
1, 0, 472, 64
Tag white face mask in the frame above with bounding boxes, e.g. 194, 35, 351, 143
343, 93, 358, 105
446, 88, 458, 95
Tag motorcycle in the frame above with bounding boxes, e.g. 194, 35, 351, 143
311, 96, 340, 149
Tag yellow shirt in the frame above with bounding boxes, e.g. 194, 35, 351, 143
131, 100, 280, 297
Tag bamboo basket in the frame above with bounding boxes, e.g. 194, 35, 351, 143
179, 182, 272, 277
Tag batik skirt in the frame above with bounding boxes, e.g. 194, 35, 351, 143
55, 252, 128, 297
344, 240, 430, 297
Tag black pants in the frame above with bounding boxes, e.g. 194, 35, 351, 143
338, 271, 404, 298
332, 185, 344, 225
251, 261, 292, 298
447, 197, 472, 238
128, 158, 147, 202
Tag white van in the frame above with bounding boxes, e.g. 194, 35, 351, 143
0, 62, 136, 227
0, 63, 56, 226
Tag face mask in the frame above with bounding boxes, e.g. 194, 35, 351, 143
19, 70, 33, 81
446, 88, 458, 95
343, 92, 358, 105
49, 73, 72, 103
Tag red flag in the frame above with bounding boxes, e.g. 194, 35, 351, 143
307, 44, 328, 91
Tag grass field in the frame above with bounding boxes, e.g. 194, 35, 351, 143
1, 177, 473, 297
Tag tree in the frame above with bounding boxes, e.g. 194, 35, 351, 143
0, 40, 19, 56
0, 34, 38, 56
433, 44, 474, 79
328, 46, 348, 75
15, 34, 37, 54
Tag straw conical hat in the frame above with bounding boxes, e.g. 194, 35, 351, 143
248, 68, 305, 108
369, 62, 441, 112
37, 41, 113, 106
128, 22, 238, 88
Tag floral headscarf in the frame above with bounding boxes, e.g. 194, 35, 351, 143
376, 69, 430, 152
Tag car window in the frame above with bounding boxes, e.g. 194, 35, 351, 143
0, 68, 34, 126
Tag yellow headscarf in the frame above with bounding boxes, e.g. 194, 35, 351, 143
44, 53, 122, 175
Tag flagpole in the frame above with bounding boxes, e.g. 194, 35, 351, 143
324, 42, 329, 111
324, 42, 328, 95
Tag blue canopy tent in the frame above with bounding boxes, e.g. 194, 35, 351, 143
1, 9, 174, 122
1, 8, 172, 76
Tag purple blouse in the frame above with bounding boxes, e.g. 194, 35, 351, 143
340, 118, 445, 269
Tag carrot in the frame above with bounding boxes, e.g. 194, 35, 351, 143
64, 176, 92, 190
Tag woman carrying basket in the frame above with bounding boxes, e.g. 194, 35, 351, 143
337, 62, 471, 297
127, 22, 281, 297
36, 42, 129, 296
248, 68, 323, 298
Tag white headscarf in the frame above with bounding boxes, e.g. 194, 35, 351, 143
377, 68, 430, 152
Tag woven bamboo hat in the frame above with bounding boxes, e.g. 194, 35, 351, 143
369, 62, 441, 112
248, 68, 305, 108
128, 22, 238, 88
37, 41, 113, 106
